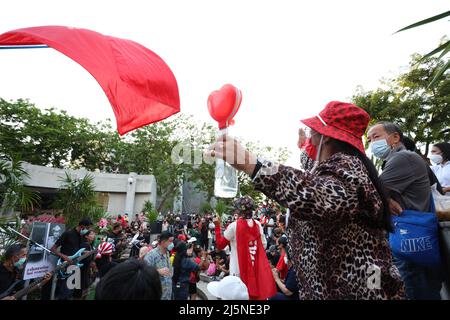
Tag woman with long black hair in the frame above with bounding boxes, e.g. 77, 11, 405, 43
210, 101, 405, 300
172, 241, 201, 300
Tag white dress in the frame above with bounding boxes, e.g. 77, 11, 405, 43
223, 219, 267, 277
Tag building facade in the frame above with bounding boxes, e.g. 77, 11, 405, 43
21, 163, 157, 217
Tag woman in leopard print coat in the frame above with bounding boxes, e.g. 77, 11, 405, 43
211, 101, 405, 299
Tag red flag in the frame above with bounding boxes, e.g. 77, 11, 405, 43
236, 218, 277, 300
0, 26, 180, 135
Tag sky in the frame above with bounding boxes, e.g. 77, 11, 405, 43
0, 0, 448, 168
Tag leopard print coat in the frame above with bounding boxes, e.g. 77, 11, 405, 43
253, 153, 405, 299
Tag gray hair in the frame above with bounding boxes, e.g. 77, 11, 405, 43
374, 121, 404, 142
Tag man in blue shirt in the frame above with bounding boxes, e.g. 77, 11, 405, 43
144, 231, 174, 300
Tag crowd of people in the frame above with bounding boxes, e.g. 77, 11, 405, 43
0, 200, 300, 300
1, 101, 449, 300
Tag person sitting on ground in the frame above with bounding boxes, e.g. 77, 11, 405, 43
275, 236, 289, 281
216, 254, 230, 280
267, 227, 282, 248
95, 242, 118, 279
188, 244, 209, 300
270, 247, 299, 300
131, 214, 141, 230
266, 245, 281, 268
95, 259, 161, 300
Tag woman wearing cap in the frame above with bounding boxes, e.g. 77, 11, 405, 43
211, 101, 405, 300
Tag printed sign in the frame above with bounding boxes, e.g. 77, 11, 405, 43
23, 222, 65, 280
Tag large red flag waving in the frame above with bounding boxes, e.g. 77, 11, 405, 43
0, 26, 180, 135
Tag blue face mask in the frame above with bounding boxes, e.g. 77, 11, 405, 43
370, 139, 391, 159
167, 243, 174, 251
14, 257, 26, 268
80, 229, 89, 235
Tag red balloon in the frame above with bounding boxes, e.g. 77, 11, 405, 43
207, 84, 242, 129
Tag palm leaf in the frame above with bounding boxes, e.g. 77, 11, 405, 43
0, 215, 24, 258
54, 172, 100, 228
428, 59, 450, 88
438, 43, 450, 60
0, 157, 39, 213
419, 40, 450, 62
214, 200, 230, 219
395, 10, 450, 34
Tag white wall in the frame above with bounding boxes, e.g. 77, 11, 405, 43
22, 163, 156, 194
106, 193, 126, 216
19, 162, 158, 216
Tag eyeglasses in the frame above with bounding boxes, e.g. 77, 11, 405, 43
300, 126, 319, 139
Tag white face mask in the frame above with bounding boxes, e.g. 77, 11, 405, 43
429, 154, 443, 165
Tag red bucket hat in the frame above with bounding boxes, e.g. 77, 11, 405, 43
300, 101, 370, 154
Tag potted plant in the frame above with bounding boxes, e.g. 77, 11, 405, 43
143, 201, 160, 234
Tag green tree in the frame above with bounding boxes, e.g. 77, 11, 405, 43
238, 141, 290, 204
0, 214, 24, 257
53, 173, 105, 228
352, 55, 450, 156
0, 98, 104, 168
0, 98, 290, 211
0, 155, 40, 215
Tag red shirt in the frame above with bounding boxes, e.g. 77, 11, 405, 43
189, 257, 201, 283
276, 251, 288, 281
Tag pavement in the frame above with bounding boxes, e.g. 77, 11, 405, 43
197, 273, 217, 300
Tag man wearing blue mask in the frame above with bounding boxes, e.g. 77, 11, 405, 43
144, 230, 174, 300
367, 122, 442, 300
50, 218, 93, 300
